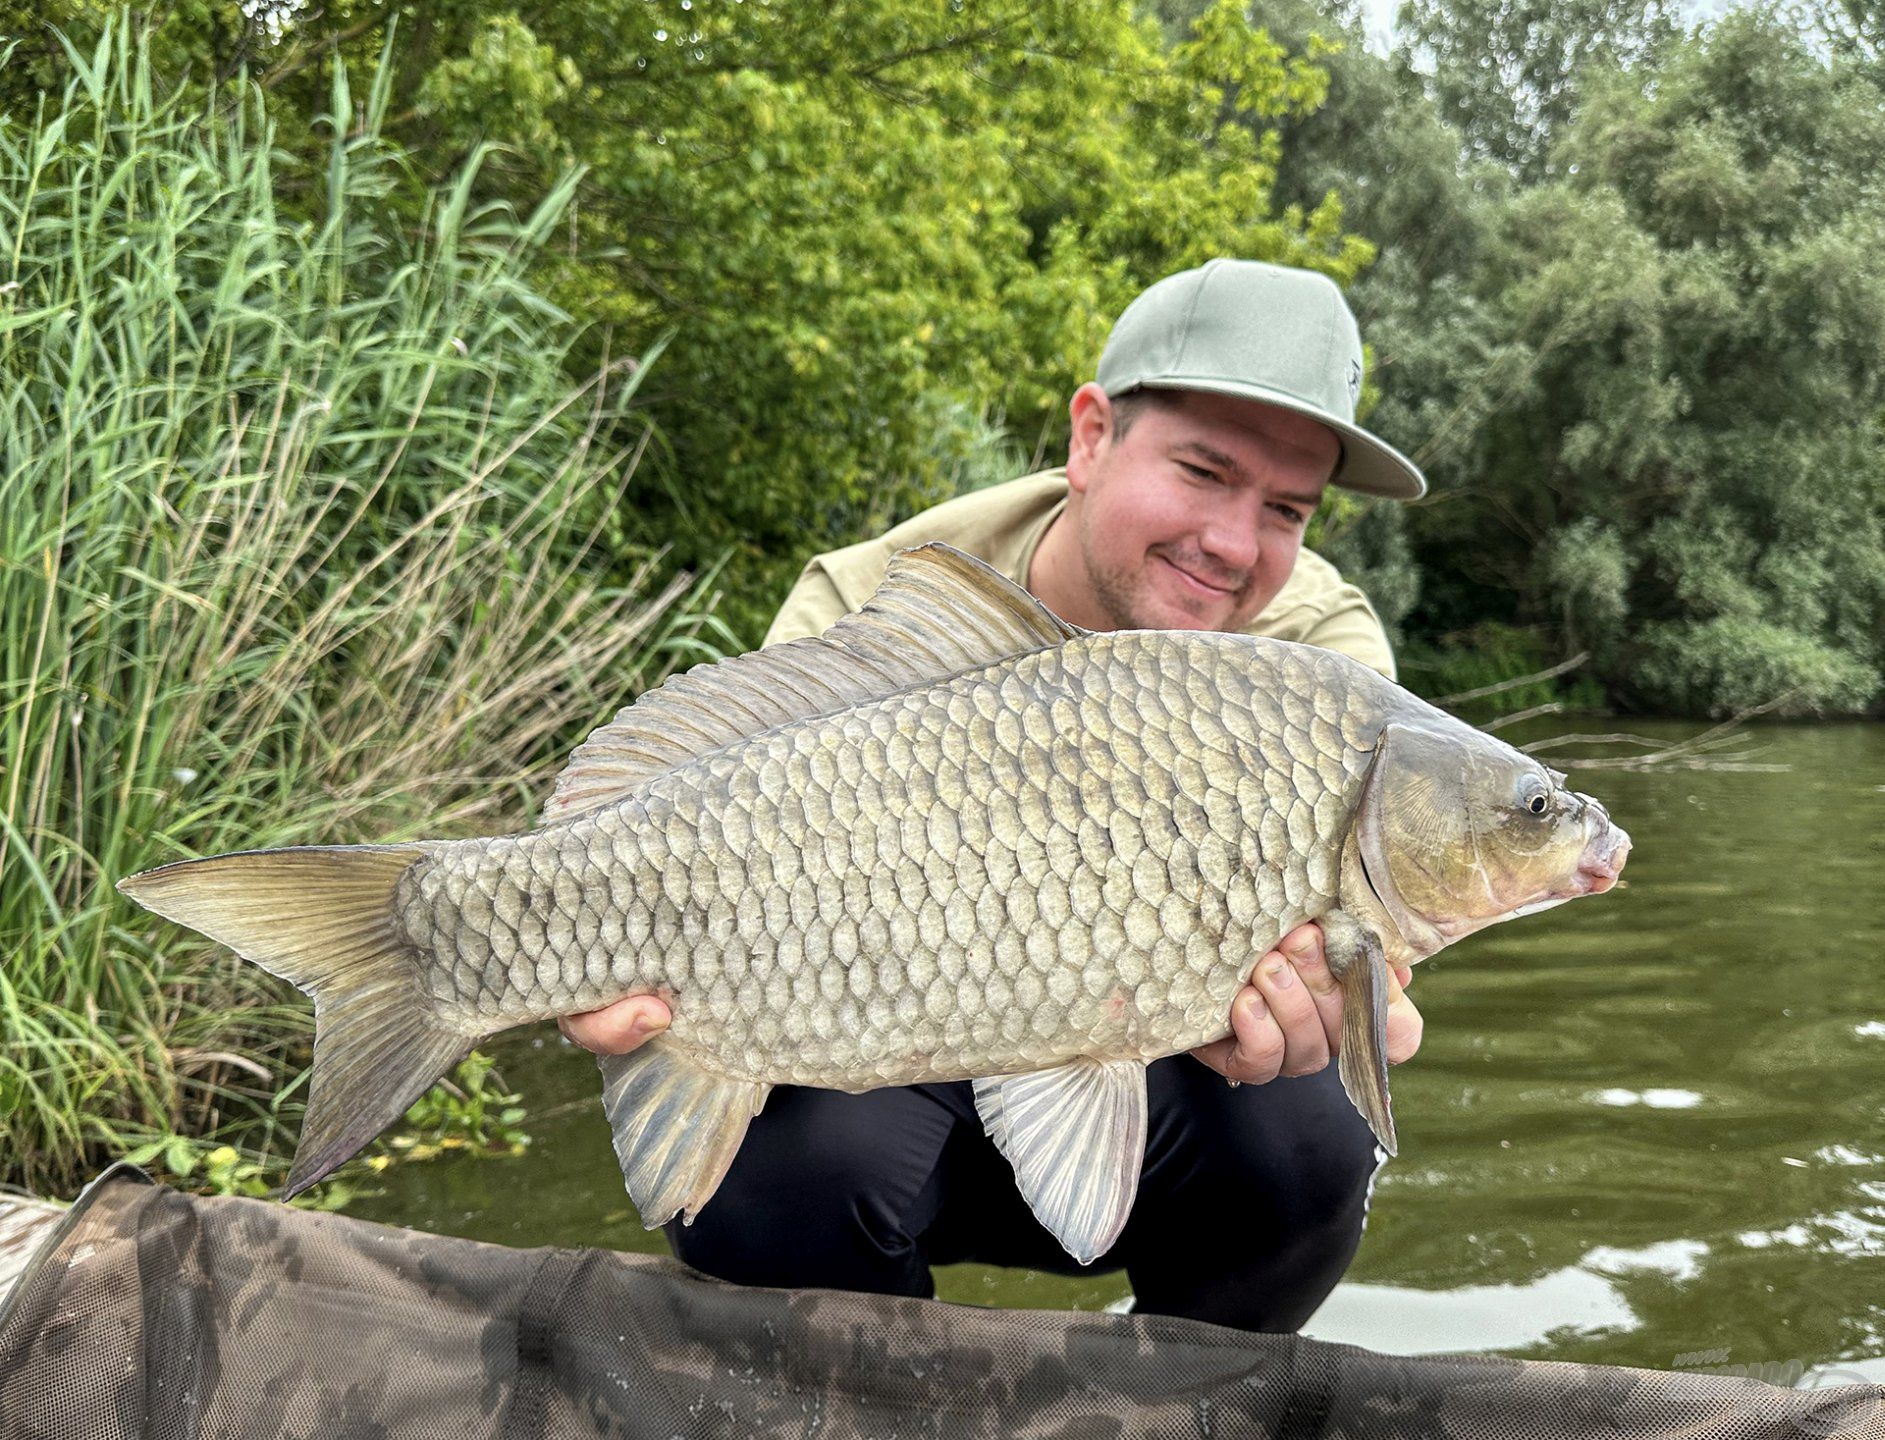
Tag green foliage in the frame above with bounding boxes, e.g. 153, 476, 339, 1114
1399, 0, 1680, 178
68, 0, 1372, 637
1541, 517, 1629, 649
393, 1051, 530, 1160
516, 0, 1373, 635
0, 24, 699, 1196
1631, 617, 1879, 718
122, 1136, 285, 1197
114, 1050, 529, 1203
1392, 11, 1885, 715
1400, 621, 1605, 718
9, 0, 1881, 731
1793, 0, 1885, 68
1316, 502, 1422, 643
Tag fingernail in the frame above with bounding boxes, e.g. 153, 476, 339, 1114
1264, 959, 1295, 990
629, 1015, 667, 1041
1240, 991, 1267, 1022
1285, 932, 1318, 961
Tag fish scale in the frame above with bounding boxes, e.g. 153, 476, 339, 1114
393, 630, 1375, 1091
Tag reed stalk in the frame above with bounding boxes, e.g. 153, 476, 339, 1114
0, 23, 707, 1195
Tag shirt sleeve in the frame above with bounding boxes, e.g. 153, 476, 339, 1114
762, 561, 852, 648
1299, 586, 1398, 682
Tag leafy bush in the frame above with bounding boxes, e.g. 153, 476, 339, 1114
1631, 619, 1879, 717
1399, 621, 1605, 718
1392, 13, 1885, 715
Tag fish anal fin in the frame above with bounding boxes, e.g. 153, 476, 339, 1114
598, 1041, 770, 1226
540, 544, 1085, 825
972, 1057, 1148, 1266
1321, 909, 1399, 1156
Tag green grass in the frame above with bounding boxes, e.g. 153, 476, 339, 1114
0, 23, 713, 1196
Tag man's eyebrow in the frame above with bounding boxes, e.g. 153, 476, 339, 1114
1173, 441, 1323, 508
1270, 487, 1325, 510
1173, 440, 1247, 478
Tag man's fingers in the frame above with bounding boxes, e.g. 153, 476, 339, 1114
1251, 944, 1332, 1076
557, 995, 672, 1056
1277, 924, 1344, 1056
1384, 967, 1424, 1065
1191, 988, 1286, 1084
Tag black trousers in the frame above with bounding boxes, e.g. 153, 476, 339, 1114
665, 1056, 1382, 1332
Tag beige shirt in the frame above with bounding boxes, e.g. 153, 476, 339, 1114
764, 469, 1397, 678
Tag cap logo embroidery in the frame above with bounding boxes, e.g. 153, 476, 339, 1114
1346, 359, 1362, 407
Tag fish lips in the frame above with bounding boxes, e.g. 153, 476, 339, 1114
1575, 822, 1633, 895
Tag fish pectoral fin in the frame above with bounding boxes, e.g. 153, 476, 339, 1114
1321, 910, 1399, 1157
972, 1058, 1148, 1266
598, 1040, 770, 1228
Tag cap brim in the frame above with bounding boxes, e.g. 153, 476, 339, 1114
1127, 379, 1427, 500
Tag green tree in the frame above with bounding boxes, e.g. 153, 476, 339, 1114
415, 1, 1373, 634
1797, 0, 1885, 66
1398, 0, 1679, 179
1398, 11, 1885, 715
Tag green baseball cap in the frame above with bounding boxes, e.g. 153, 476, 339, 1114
1096, 259, 1426, 499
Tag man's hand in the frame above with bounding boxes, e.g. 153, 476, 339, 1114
558, 995, 672, 1055
1190, 922, 1423, 1085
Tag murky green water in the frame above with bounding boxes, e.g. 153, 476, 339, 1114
349, 720, 1885, 1373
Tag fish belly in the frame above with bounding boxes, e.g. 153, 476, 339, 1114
396, 633, 1367, 1087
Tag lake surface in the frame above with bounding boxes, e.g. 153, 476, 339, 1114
349, 719, 1885, 1376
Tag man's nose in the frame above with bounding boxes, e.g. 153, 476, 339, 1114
1197, 502, 1261, 572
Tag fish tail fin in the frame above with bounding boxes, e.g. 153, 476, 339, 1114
117, 845, 475, 1197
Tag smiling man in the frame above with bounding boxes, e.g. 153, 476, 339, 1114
564, 259, 1429, 1332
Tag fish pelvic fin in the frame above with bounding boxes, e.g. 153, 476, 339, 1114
1320, 909, 1399, 1157
598, 1040, 770, 1227
973, 1057, 1149, 1266
117, 846, 474, 1198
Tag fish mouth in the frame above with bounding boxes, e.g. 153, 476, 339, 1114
1575, 826, 1632, 895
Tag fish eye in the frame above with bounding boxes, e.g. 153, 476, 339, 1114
1527, 794, 1548, 815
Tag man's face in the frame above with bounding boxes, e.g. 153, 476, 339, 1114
1064, 385, 1339, 633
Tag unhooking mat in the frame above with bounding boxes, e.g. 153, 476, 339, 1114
1, 1167, 1879, 1439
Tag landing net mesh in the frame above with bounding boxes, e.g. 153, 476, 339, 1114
2, 1169, 1878, 1439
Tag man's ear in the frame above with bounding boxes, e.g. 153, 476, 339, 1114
1065, 383, 1114, 495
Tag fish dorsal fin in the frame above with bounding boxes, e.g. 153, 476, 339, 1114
819, 541, 1084, 677
541, 543, 1084, 824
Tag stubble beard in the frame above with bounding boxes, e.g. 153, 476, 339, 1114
1081, 527, 1256, 634
1079, 524, 1157, 632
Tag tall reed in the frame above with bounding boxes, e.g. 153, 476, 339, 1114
0, 25, 703, 1195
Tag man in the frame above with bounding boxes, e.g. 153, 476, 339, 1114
563, 259, 1427, 1331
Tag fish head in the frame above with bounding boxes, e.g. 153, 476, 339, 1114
1352, 721, 1631, 956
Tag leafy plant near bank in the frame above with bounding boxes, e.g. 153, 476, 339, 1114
0, 26, 701, 1196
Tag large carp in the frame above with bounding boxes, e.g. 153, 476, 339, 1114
121, 545, 1630, 1264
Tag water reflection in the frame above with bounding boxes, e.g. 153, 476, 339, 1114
349, 720, 1885, 1371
